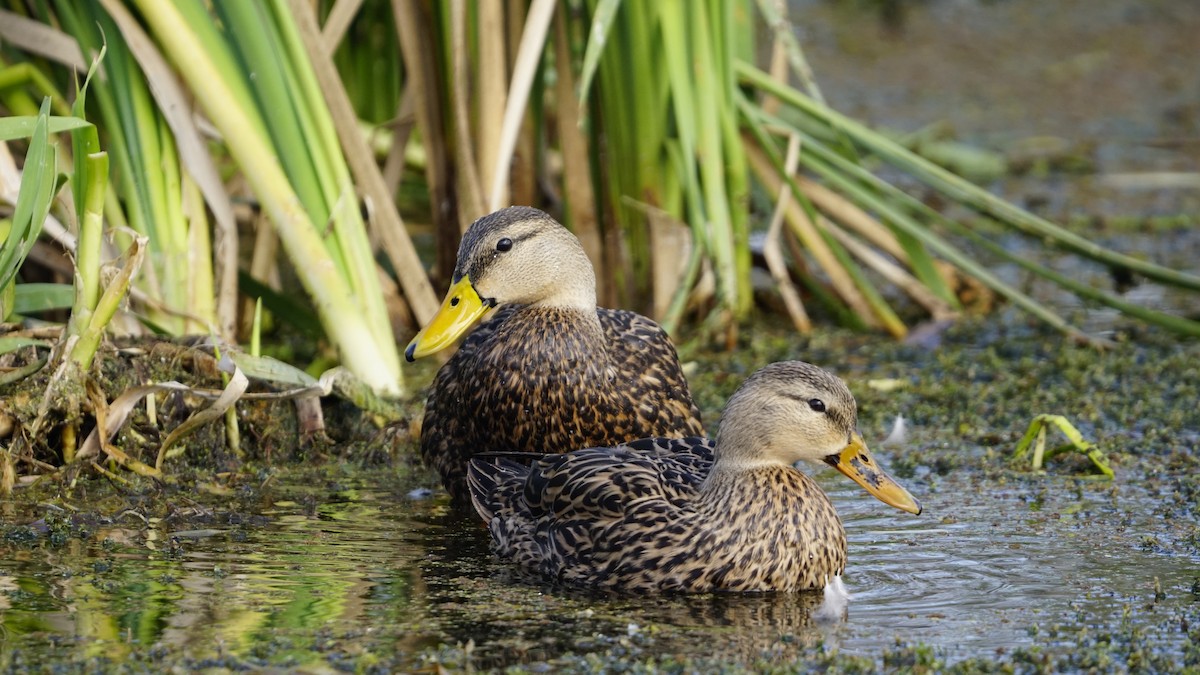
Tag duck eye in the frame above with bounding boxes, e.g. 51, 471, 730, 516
808, 398, 826, 413
496, 237, 513, 252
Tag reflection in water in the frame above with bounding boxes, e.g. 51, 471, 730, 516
2, 468, 1197, 669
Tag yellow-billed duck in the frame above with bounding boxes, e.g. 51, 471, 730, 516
467, 361, 921, 593
406, 206, 703, 506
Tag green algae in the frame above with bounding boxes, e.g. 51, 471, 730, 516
3, 314, 1200, 673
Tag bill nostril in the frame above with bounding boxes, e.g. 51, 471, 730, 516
451, 296, 460, 307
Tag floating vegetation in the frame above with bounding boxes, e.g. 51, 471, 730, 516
1014, 413, 1115, 480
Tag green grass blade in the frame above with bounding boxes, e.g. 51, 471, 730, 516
750, 104, 959, 307
0, 336, 53, 355
0, 116, 91, 141
0, 98, 56, 291
737, 62, 1200, 293
14, 283, 75, 313
754, 106, 1200, 337
237, 272, 324, 339
578, 0, 622, 106
737, 94, 1090, 340
134, 0, 403, 394
946, 219, 1200, 338
69, 46, 105, 314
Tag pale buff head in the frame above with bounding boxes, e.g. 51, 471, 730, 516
455, 206, 597, 311
714, 361, 859, 469
711, 361, 922, 514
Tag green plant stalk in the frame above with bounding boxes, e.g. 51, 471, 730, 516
182, 174, 216, 334
217, 0, 393, 353
67, 151, 109, 343
170, 1, 268, 138
67, 3, 155, 248
816, 223, 906, 337
949, 219, 1200, 337
739, 98, 1089, 340
659, 12, 701, 216
796, 265, 868, 331
738, 62, 1200, 293
749, 104, 958, 307
215, 0, 326, 221
156, 121, 187, 332
773, 112, 1200, 337
0, 116, 91, 141
578, 0, 621, 105
657, 148, 706, 335
208, 341, 242, 458
696, 6, 729, 306
714, 0, 752, 316
658, 4, 708, 321
740, 104, 892, 331
624, 1, 663, 295
0, 61, 74, 116
69, 51, 104, 314
270, 0, 395, 346
133, 0, 403, 395
0, 98, 56, 293
58, 1, 197, 333
589, 0, 639, 296
0, 263, 12, 321
691, 4, 738, 318
270, 0, 342, 198
123, 41, 171, 247
251, 298, 263, 357
70, 236, 145, 370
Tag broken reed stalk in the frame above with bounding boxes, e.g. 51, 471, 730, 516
739, 96, 1096, 343
746, 140, 880, 328
762, 134, 812, 332
738, 61, 1200, 294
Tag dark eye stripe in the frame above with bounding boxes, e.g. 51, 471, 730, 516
780, 392, 828, 414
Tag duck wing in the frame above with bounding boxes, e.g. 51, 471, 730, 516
597, 309, 705, 438
467, 436, 715, 576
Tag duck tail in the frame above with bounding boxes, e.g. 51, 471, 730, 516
467, 455, 528, 521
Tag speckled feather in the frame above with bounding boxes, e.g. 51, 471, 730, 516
467, 435, 848, 593
463, 361, 906, 593
421, 304, 704, 505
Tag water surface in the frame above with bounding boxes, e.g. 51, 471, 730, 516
3, 465, 1196, 670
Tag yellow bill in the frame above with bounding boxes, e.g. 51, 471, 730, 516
827, 432, 922, 515
405, 275, 490, 361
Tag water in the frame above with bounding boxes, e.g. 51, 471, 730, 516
3, 467, 1196, 670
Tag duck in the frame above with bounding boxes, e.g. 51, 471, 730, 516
405, 206, 704, 506
467, 360, 922, 593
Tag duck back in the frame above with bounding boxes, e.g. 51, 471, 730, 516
421, 305, 702, 505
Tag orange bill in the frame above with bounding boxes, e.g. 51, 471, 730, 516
827, 432, 922, 515
405, 275, 489, 361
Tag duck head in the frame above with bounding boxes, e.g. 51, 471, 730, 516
715, 361, 922, 515
405, 206, 597, 361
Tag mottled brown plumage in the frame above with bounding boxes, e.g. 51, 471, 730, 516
468, 361, 922, 593
412, 206, 703, 506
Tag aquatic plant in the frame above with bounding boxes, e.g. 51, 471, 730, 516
0, 0, 1197, 493
1014, 413, 1114, 479
3, 0, 1197, 379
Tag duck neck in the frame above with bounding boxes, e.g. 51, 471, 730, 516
709, 391, 788, 464
527, 238, 598, 313
529, 277, 597, 314
696, 462, 801, 522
